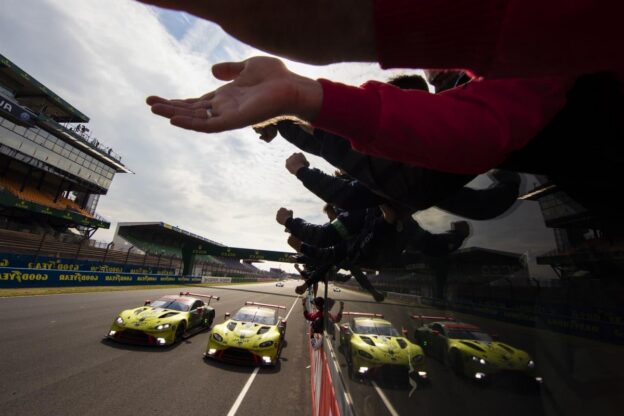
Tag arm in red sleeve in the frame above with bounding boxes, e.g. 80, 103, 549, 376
313, 77, 570, 174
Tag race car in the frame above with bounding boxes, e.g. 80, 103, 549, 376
338, 312, 427, 382
413, 315, 539, 382
107, 292, 219, 346
333, 287, 341, 292
275, 281, 285, 287
204, 301, 287, 366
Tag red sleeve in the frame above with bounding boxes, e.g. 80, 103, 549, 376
373, 0, 624, 78
303, 310, 321, 322
313, 77, 570, 174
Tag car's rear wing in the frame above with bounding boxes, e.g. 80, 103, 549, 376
245, 301, 286, 310
342, 312, 384, 318
180, 292, 220, 305
411, 314, 455, 327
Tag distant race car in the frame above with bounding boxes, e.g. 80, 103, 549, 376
339, 312, 427, 381
413, 316, 539, 382
275, 281, 285, 287
333, 287, 341, 292
107, 292, 219, 346
204, 301, 287, 366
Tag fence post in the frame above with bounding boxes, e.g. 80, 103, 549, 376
74, 239, 84, 260
34, 232, 47, 262
102, 242, 113, 264
124, 246, 134, 266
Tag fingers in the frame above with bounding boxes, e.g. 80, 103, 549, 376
212, 61, 246, 81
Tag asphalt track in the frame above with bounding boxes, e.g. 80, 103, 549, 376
0, 281, 310, 416
1, 281, 623, 416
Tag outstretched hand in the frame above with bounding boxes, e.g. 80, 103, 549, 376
146, 56, 323, 134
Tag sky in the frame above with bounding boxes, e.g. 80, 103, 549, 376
0, 0, 557, 276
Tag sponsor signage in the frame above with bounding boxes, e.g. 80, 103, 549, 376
0, 267, 200, 288
0, 92, 36, 127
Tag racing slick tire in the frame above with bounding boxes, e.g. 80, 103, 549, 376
175, 321, 187, 343
203, 311, 215, 328
449, 349, 464, 375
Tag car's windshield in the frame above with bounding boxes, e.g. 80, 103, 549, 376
232, 307, 276, 325
447, 328, 493, 342
150, 299, 191, 312
354, 321, 400, 336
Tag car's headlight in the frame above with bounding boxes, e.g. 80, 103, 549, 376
155, 323, 171, 331
528, 360, 535, 369
212, 333, 223, 342
357, 350, 374, 359
115, 316, 124, 325
259, 340, 274, 348
472, 356, 487, 365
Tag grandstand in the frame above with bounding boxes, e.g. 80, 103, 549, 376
520, 181, 624, 280
113, 221, 290, 278
0, 53, 131, 240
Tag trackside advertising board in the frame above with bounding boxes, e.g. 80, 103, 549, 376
0, 267, 200, 288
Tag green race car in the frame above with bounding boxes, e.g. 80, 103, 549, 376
204, 301, 287, 366
107, 292, 219, 346
339, 312, 427, 382
413, 315, 540, 382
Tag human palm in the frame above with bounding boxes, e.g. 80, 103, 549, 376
146, 56, 315, 133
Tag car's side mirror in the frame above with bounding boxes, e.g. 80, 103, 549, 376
144, 300, 151, 306
224, 312, 230, 319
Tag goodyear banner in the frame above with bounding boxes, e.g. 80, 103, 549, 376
0, 267, 201, 288
0, 253, 175, 275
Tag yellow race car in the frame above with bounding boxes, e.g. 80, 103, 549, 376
338, 312, 427, 382
413, 315, 540, 383
204, 301, 287, 366
107, 292, 219, 346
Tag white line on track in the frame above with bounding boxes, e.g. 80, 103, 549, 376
226, 367, 259, 416
371, 380, 400, 416
225, 296, 300, 416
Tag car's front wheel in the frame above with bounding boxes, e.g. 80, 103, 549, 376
203, 312, 214, 328
449, 349, 464, 375
175, 322, 186, 343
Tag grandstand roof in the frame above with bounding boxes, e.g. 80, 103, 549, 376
117, 222, 225, 249
116, 222, 296, 263
0, 54, 89, 123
